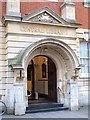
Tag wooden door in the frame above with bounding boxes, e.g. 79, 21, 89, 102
48, 58, 57, 102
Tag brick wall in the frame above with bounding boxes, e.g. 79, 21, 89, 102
0, 1, 6, 19
0, 1, 89, 28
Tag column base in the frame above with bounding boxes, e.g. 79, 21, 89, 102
15, 102, 26, 115
69, 99, 79, 111
6, 12, 21, 17
6, 107, 14, 115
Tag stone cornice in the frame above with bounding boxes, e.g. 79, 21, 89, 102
2, 6, 80, 28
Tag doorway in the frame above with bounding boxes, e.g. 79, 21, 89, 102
27, 56, 57, 104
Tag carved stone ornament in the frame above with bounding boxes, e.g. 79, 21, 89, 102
30, 12, 61, 24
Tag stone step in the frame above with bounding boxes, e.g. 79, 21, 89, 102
26, 103, 68, 113
27, 103, 63, 110
26, 106, 68, 113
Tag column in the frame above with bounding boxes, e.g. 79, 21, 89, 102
6, 0, 21, 16
14, 83, 26, 115
13, 68, 26, 115
68, 80, 79, 110
60, 0, 76, 21
5, 85, 14, 114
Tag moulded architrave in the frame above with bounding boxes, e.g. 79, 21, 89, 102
6, 20, 77, 35
19, 23, 76, 36
6, 22, 21, 33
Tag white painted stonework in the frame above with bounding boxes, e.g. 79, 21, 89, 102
0, 0, 89, 115
14, 84, 26, 115
6, 0, 21, 16
61, 2, 76, 20
68, 81, 79, 110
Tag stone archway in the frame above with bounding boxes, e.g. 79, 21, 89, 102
9, 38, 80, 114
17, 38, 79, 106
21, 38, 79, 82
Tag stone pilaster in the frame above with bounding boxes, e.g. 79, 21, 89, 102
60, 1, 76, 21
14, 83, 26, 115
68, 80, 79, 110
5, 85, 14, 114
6, 0, 21, 16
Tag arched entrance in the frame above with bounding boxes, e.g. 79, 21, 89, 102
27, 55, 57, 104
9, 38, 79, 111
20, 38, 79, 106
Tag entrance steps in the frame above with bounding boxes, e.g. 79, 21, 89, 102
26, 103, 68, 113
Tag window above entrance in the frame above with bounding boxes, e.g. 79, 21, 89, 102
80, 41, 90, 77
84, 0, 90, 7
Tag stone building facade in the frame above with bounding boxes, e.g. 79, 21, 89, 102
0, 0, 89, 115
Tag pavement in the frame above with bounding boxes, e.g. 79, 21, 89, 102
1, 106, 89, 119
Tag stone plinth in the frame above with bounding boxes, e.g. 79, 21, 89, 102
68, 81, 79, 110
5, 85, 14, 114
14, 83, 26, 115
15, 102, 26, 115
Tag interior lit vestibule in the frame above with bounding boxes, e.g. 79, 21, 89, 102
27, 55, 57, 104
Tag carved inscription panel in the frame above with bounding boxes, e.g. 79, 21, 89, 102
20, 24, 69, 36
